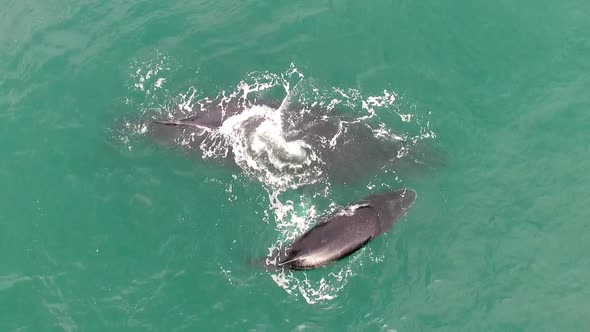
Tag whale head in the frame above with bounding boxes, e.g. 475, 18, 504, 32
365, 188, 416, 232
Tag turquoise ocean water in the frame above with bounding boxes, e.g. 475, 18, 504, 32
2, 1, 590, 331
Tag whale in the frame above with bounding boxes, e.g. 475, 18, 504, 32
268, 188, 416, 270
148, 98, 439, 186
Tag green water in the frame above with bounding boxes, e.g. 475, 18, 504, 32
2, 0, 590, 331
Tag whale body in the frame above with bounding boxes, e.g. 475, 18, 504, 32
271, 188, 416, 270
148, 99, 437, 186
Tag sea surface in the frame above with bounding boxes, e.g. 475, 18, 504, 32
2, 1, 590, 331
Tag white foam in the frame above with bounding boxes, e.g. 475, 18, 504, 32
129, 53, 170, 93
218, 104, 324, 191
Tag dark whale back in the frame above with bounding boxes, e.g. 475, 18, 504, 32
278, 206, 379, 269
149, 98, 439, 187
274, 189, 417, 270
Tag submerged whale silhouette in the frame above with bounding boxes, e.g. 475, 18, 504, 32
267, 188, 416, 270
148, 98, 438, 185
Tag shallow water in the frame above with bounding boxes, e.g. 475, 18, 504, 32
2, 0, 590, 331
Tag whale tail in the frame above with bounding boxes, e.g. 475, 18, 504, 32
246, 256, 283, 272
246, 248, 288, 271
246, 256, 269, 268
151, 119, 207, 128
152, 119, 184, 126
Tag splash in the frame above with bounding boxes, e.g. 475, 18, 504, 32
121, 56, 435, 304
218, 104, 324, 190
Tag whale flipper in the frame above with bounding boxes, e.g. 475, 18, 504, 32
152, 119, 210, 128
